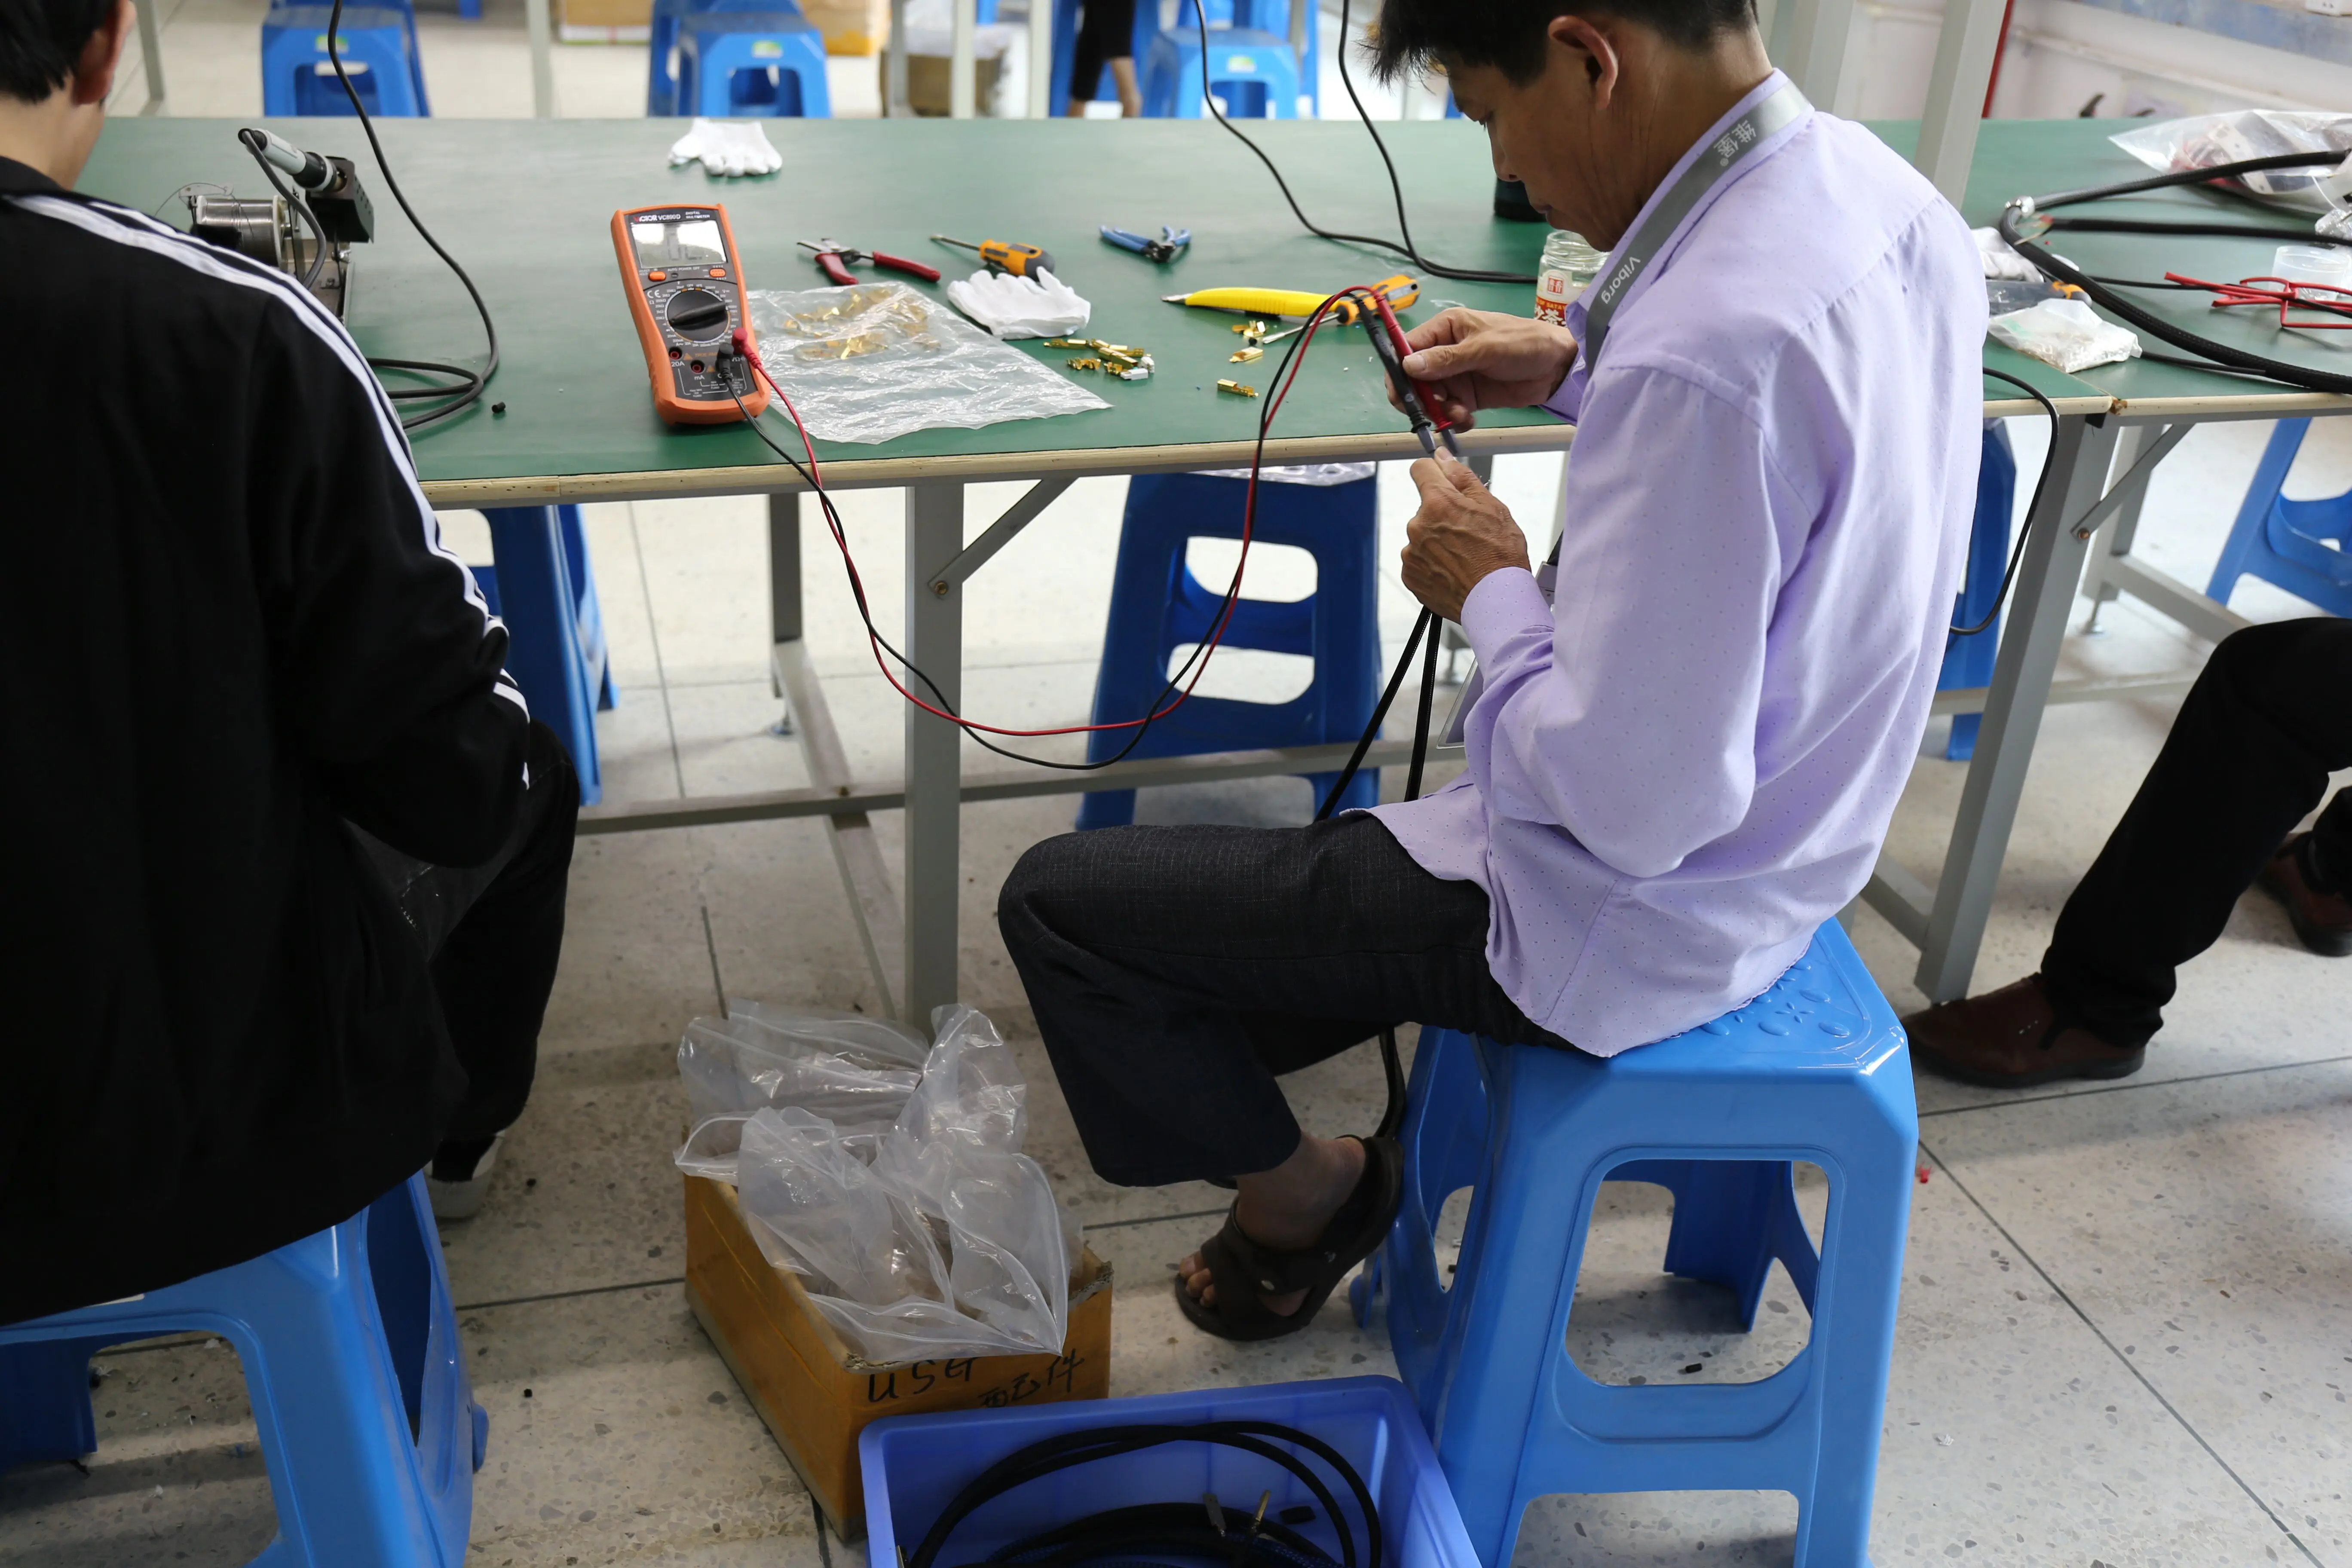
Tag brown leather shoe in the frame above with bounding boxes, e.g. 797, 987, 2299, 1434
2256, 833, 2352, 958
1902, 975, 2144, 1089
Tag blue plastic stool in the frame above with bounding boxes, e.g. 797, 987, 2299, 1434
1936, 424, 2017, 762
1054, 0, 1315, 116
477, 505, 615, 806
2206, 417, 2352, 616
648, 0, 816, 114
1076, 472, 1382, 828
261, 4, 429, 116
0, 1176, 486, 1567
1351, 920, 1917, 1568
675, 9, 832, 117
1140, 13, 1302, 118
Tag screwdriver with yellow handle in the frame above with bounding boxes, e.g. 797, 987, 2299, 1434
932, 233, 1058, 278
1162, 274, 1420, 322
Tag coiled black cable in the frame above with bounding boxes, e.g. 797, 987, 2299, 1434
908, 1421, 1382, 1568
322, 0, 500, 428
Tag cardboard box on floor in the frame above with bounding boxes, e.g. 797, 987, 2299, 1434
683, 1174, 1112, 1539
557, 0, 651, 42
894, 52, 1003, 114
803, 0, 891, 53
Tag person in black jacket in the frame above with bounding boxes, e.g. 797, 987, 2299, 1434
0, 0, 579, 1325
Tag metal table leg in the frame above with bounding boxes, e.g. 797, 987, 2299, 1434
132, 0, 167, 113
903, 482, 966, 1023
1912, 413, 2120, 1001
526, 0, 555, 116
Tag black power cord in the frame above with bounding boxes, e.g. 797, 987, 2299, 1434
1185, 0, 1536, 285
322, 0, 500, 429
1954, 366, 2059, 639
1997, 148, 2352, 395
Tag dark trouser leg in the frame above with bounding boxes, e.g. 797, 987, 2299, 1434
2043, 618, 2352, 1049
996, 814, 1574, 1188
1066, 0, 1133, 101
353, 721, 582, 1142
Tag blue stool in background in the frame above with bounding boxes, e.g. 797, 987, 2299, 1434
1076, 472, 1382, 828
1139, 0, 1302, 119
676, 8, 832, 117
1054, 0, 1314, 117
261, 3, 430, 116
0, 1176, 485, 1567
1936, 424, 2018, 762
2206, 417, 2352, 617
477, 505, 615, 806
649, 0, 827, 115
1353, 920, 1917, 1568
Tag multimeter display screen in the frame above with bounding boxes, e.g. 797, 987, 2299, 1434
631, 217, 726, 269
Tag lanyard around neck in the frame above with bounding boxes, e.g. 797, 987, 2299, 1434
1578, 80, 1811, 372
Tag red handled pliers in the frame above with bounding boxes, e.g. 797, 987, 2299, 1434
797, 238, 942, 286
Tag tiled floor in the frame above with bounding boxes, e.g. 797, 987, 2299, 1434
14, 7, 2352, 1564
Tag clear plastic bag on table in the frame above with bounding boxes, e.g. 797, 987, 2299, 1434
2110, 113, 2352, 217
744, 283, 1108, 446
674, 1002, 1081, 1361
1988, 298, 2141, 374
677, 1012, 920, 1130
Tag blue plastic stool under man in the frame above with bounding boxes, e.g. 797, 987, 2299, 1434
1352, 919, 1917, 1568
474, 505, 616, 806
0, 1175, 486, 1567
1936, 424, 2018, 762
2206, 417, 2352, 617
1076, 471, 1382, 828
260, 3, 431, 116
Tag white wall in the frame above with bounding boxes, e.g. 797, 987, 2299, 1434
1839, 0, 2352, 121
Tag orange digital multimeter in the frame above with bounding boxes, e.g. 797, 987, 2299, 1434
612, 203, 767, 425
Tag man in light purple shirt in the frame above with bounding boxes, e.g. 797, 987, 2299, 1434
998, 0, 1983, 1342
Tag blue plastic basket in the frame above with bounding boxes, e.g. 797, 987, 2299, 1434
860, 1377, 1479, 1568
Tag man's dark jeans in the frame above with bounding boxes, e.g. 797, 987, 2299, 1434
997, 812, 1575, 1187
352, 719, 580, 1146
2044, 617, 2352, 1049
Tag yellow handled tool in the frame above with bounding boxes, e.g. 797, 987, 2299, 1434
933, 234, 1057, 279
1161, 275, 1419, 322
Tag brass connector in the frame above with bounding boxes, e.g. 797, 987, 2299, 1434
1229, 346, 1263, 364
1216, 379, 1258, 398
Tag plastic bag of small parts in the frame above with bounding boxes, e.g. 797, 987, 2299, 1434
1988, 298, 2141, 374
744, 283, 1108, 445
2110, 112, 2352, 216
676, 1003, 1079, 1361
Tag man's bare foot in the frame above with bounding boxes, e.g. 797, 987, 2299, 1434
1179, 1134, 1366, 1317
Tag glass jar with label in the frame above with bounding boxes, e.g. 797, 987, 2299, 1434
1534, 230, 1607, 325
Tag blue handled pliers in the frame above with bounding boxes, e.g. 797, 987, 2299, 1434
1100, 224, 1191, 264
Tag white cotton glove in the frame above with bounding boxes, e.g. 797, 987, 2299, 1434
942, 266, 1090, 339
668, 118, 784, 178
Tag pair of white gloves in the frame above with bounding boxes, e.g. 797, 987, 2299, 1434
668, 118, 784, 178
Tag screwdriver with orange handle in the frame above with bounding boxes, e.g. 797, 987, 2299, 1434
931, 233, 1058, 278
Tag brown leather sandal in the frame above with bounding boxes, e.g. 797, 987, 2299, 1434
1173, 1136, 1403, 1342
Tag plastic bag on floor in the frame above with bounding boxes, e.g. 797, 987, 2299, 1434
674, 1002, 1078, 1361
677, 1012, 920, 1131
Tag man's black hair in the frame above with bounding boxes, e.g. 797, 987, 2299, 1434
0, 0, 116, 102
1371, 0, 1758, 83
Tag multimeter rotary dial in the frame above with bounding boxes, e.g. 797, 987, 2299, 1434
665, 287, 732, 342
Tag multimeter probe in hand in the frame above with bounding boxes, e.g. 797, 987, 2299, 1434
612, 203, 766, 425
